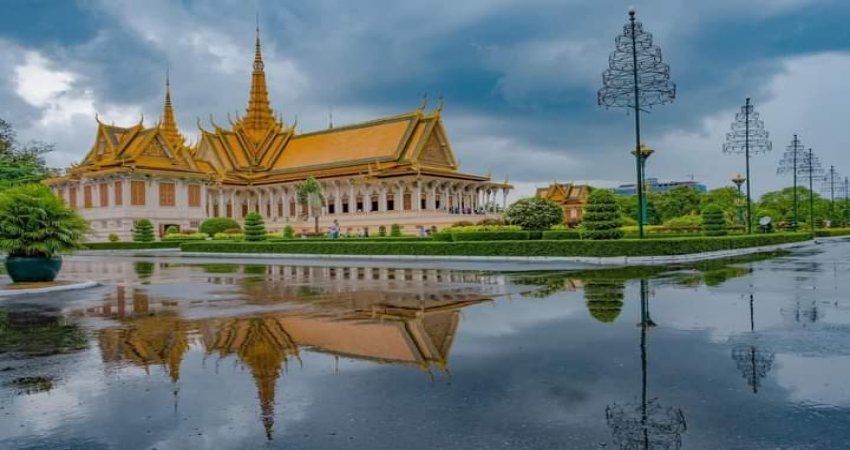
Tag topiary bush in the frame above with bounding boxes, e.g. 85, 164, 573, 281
199, 218, 241, 236
165, 225, 179, 235
504, 197, 564, 230
701, 204, 727, 236
244, 212, 266, 241
390, 224, 402, 237
283, 225, 294, 239
108, 233, 120, 242
378, 225, 387, 236
583, 190, 624, 240
133, 219, 155, 242
584, 279, 625, 323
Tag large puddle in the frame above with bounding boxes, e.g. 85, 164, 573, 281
1, 243, 849, 449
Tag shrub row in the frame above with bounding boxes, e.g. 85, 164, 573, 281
450, 231, 529, 241
542, 230, 582, 240
180, 233, 810, 257
814, 229, 850, 237
84, 241, 183, 250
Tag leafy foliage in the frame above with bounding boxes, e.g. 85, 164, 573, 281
296, 177, 324, 233
653, 186, 702, 223
701, 204, 727, 236
244, 212, 267, 241
199, 218, 240, 236
283, 225, 295, 239
165, 225, 179, 235
583, 190, 624, 240
378, 225, 387, 236
181, 233, 810, 257
390, 223, 402, 237
0, 184, 88, 257
133, 219, 155, 242
0, 119, 54, 191
162, 232, 208, 241
584, 279, 625, 323
505, 197, 563, 230
108, 233, 120, 242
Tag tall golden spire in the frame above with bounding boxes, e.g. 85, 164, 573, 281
160, 67, 185, 147
240, 17, 278, 143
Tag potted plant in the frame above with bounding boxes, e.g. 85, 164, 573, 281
0, 184, 88, 282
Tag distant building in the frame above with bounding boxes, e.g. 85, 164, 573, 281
535, 182, 590, 224
613, 178, 707, 196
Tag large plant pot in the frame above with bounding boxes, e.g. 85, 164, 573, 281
4, 256, 63, 283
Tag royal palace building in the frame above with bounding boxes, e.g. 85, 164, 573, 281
47, 27, 511, 240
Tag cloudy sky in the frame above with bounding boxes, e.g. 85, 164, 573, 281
1, 0, 849, 199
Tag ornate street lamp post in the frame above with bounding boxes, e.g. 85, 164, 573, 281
723, 98, 772, 234
804, 148, 825, 236
777, 135, 806, 230
631, 144, 654, 226
821, 165, 842, 224
732, 174, 746, 226
599, 7, 676, 239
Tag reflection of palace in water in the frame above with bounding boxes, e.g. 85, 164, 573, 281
70, 264, 502, 439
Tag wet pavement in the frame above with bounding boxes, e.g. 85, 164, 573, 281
1, 241, 849, 449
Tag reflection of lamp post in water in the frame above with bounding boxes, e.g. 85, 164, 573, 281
631, 145, 655, 226
732, 174, 746, 226
607, 279, 686, 449
731, 294, 775, 394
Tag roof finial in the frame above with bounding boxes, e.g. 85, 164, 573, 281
436, 94, 444, 113
160, 65, 185, 146
329, 106, 334, 129
419, 93, 428, 111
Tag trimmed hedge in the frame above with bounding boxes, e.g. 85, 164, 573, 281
451, 231, 529, 241
268, 237, 430, 242
84, 241, 182, 250
180, 233, 810, 257
200, 218, 241, 235
542, 230, 582, 240
815, 229, 850, 237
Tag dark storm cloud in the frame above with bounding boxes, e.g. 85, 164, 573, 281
1, 0, 849, 193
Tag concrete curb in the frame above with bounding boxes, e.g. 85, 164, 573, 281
173, 239, 815, 267
0, 280, 99, 297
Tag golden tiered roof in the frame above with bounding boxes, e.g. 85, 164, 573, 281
536, 182, 589, 204
51, 24, 494, 187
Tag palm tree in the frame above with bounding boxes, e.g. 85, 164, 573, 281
296, 177, 325, 234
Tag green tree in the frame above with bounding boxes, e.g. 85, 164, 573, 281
701, 187, 746, 224
505, 197, 563, 230
654, 186, 701, 223
378, 225, 387, 236
133, 219, 155, 242
583, 189, 624, 240
615, 193, 660, 225
0, 119, 54, 191
283, 225, 295, 239
701, 204, 727, 236
165, 225, 179, 235
0, 184, 88, 257
296, 177, 325, 234
757, 187, 830, 227
244, 212, 267, 241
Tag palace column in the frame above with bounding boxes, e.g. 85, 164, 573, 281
282, 187, 290, 220
349, 182, 356, 214
335, 182, 342, 215
395, 182, 404, 211
217, 188, 224, 218
415, 181, 422, 212
378, 182, 387, 212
